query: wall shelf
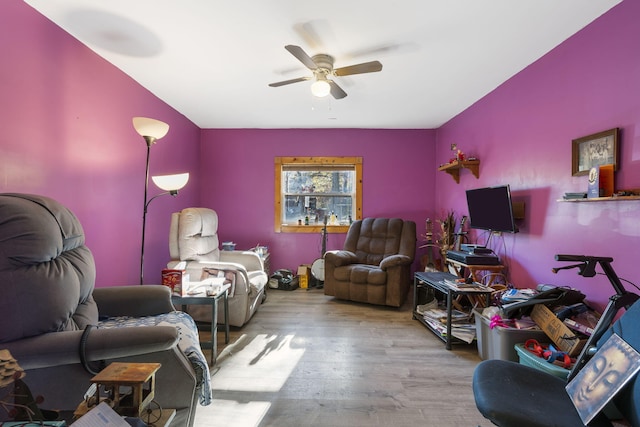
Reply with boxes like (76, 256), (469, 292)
(438, 159), (480, 183)
(557, 195), (640, 202)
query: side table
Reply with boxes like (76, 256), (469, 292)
(413, 271), (493, 350)
(254, 250), (270, 302)
(260, 252), (271, 277)
(172, 283), (230, 365)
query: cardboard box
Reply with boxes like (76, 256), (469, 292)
(297, 264), (310, 289)
(530, 304), (586, 356)
(161, 269), (189, 296)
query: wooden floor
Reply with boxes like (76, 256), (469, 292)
(194, 287), (491, 427)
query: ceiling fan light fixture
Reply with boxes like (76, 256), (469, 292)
(270, 45), (380, 100)
(311, 79), (331, 97)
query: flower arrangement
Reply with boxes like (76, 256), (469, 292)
(449, 143), (465, 163)
(437, 210), (457, 259)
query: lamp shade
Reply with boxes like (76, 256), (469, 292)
(311, 80), (331, 97)
(151, 173), (189, 191)
(132, 117), (170, 140)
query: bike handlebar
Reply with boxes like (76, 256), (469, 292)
(555, 254), (614, 263)
(552, 254), (638, 381)
(554, 254), (626, 294)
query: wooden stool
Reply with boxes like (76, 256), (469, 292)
(75, 362), (161, 419)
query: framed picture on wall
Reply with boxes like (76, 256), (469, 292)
(572, 128), (619, 176)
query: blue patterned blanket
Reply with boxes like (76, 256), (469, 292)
(99, 311), (212, 405)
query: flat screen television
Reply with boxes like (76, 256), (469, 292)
(465, 185), (519, 233)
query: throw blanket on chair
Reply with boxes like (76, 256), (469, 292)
(201, 268), (237, 297)
(99, 311), (212, 405)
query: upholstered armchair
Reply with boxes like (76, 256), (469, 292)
(167, 207), (268, 327)
(0, 193), (205, 426)
(324, 217), (417, 307)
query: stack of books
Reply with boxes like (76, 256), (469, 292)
(563, 192), (587, 200)
(422, 308), (476, 343)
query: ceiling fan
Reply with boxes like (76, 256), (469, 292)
(268, 45), (383, 99)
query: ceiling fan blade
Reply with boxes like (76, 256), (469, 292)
(284, 45), (317, 70)
(293, 21), (333, 52)
(268, 76), (311, 87)
(328, 80), (347, 99)
(334, 60), (383, 76)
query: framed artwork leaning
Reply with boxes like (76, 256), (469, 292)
(572, 128), (619, 176)
(566, 333), (640, 425)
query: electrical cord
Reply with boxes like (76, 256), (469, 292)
(79, 325), (105, 375)
(596, 272), (640, 292)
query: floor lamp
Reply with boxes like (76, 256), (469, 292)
(133, 117), (189, 285)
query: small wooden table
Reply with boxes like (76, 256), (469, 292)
(445, 258), (505, 286)
(445, 258), (505, 309)
(172, 283), (230, 365)
(81, 362), (160, 418)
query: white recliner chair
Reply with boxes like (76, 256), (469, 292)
(167, 207), (268, 327)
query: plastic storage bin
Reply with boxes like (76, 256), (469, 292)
(514, 343), (570, 379)
(474, 310), (550, 362)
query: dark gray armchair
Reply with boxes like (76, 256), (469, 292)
(324, 217), (416, 307)
(0, 194), (201, 426)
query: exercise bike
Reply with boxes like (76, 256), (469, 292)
(473, 254), (640, 427)
(552, 254), (639, 380)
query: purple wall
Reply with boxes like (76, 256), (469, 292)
(1, 1), (201, 286)
(436, 0), (639, 309)
(3, 0), (638, 309)
(200, 128), (436, 273)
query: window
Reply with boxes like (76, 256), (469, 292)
(274, 157), (362, 233)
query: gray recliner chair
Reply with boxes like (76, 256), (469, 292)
(324, 217), (417, 307)
(0, 193), (204, 426)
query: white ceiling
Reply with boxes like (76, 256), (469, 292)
(25, 0), (621, 129)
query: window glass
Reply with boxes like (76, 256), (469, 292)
(275, 157), (362, 233)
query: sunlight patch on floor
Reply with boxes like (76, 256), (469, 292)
(212, 333), (306, 392)
(195, 399), (271, 427)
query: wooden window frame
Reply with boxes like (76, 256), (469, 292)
(274, 156), (362, 233)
